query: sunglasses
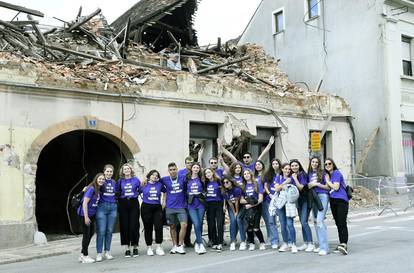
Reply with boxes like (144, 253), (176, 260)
(210, 161), (218, 164)
(223, 180), (231, 184)
(243, 156), (251, 159)
(325, 162), (332, 166)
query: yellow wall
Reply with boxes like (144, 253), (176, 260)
(0, 126), (39, 222)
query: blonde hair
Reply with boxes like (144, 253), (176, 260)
(119, 163), (135, 178)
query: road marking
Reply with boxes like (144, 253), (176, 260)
(384, 215), (414, 223)
(168, 252), (274, 273)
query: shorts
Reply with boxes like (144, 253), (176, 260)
(165, 208), (188, 225)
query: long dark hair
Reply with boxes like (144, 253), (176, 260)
(221, 175), (238, 194)
(265, 158), (282, 183)
(307, 156), (322, 182)
(146, 169), (161, 182)
(324, 157), (339, 177)
(281, 162), (291, 178)
(254, 160), (266, 182)
(88, 173), (104, 198)
(290, 159), (307, 177)
(229, 162), (243, 177)
(186, 162), (202, 182)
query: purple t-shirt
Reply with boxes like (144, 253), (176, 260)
(224, 186), (242, 203)
(100, 179), (117, 203)
(206, 181), (223, 202)
(241, 162), (255, 172)
(214, 168), (224, 179)
(187, 177), (205, 209)
(327, 170), (349, 202)
(234, 175), (243, 187)
(309, 171), (329, 194)
(117, 177), (141, 199)
(292, 172), (308, 187)
(243, 181), (264, 200)
(77, 186), (100, 217)
(178, 168), (189, 179)
(141, 182), (165, 205)
(161, 176), (187, 209)
(264, 175), (279, 202)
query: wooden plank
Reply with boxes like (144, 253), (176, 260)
(27, 15), (45, 44)
(0, 19), (24, 33)
(0, 1), (44, 17)
(68, 8), (101, 31)
(196, 56), (251, 74)
(356, 127), (380, 174)
(43, 43), (108, 62)
(8, 20), (38, 26)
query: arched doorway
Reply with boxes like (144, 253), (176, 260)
(35, 130), (127, 235)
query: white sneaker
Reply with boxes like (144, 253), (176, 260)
(194, 243), (200, 254)
(176, 245), (186, 254)
(271, 244), (279, 250)
(318, 250), (328, 256)
(78, 254), (83, 262)
(249, 243), (255, 251)
(297, 243), (308, 251)
(305, 244), (314, 252)
(313, 247), (320, 253)
(80, 255), (95, 263)
(170, 245), (177, 254)
(147, 247), (154, 256)
(259, 243), (266, 250)
(198, 244), (207, 254)
(291, 244), (298, 254)
(230, 242), (236, 251)
(239, 242), (247, 251)
(216, 244), (222, 252)
(104, 252), (114, 260)
(95, 253), (103, 262)
(155, 246), (165, 256)
(278, 243), (289, 252)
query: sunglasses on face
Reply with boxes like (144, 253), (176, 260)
(325, 162), (332, 166)
(210, 161), (218, 164)
(224, 181), (231, 184)
(243, 156), (251, 159)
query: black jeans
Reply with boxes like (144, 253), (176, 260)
(330, 197), (349, 244)
(118, 198), (140, 246)
(141, 203), (163, 246)
(79, 215), (95, 256)
(206, 201), (224, 245)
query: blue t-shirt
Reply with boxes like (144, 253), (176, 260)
(224, 186), (242, 203)
(161, 176), (187, 209)
(309, 171), (329, 194)
(206, 180), (223, 202)
(214, 168), (224, 179)
(100, 179), (117, 203)
(264, 175), (279, 202)
(141, 182), (165, 205)
(243, 181), (264, 200)
(187, 177), (205, 209)
(117, 177), (141, 199)
(234, 175), (243, 187)
(77, 186), (100, 217)
(241, 162), (255, 172)
(178, 168), (189, 179)
(327, 170), (349, 202)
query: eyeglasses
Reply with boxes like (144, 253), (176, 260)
(223, 181), (231, 184)
(243, 156), (251, 159)
(325, 162), (332, 166)
(210, 161), (218, 164)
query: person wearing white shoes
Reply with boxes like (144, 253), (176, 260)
(77, 173), (104, 263)
(308, 156), (331, 256)
(222, 175), (242, 252)
(140, 170), (166, 257)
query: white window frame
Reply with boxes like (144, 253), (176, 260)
(402, 36), (413, 77)
(305, 0), (320, 20)
(272, 7), (285, 35)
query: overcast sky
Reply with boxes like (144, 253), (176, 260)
(0, 0), (261, 45)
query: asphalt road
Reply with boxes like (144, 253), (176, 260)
(1, 211), (414, 273)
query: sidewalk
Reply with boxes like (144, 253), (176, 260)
(0, 207), (406, 265)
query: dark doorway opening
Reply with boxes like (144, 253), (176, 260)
(35, 130), (128, 237)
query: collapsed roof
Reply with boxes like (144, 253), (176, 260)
(111, 0), (198, 51)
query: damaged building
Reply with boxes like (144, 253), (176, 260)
(0, 0), (352, 248)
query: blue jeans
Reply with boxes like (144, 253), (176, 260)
(188, 207), (205, 244)
(298, 196), (313, 243)
(228, 208), (238, 242)
(262, 200), (279, 245)
(96, 202), (117, 253)
(312, 193), (329, 252)
(236, 211), (246, 242)
(277, 207), (296, 244)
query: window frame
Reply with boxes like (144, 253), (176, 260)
(402, 36), (413, 77)
(307, 0), (320, 20)
(272, 7), (285, 35)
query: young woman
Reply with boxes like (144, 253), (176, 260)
(140, 169), (165, 256)
(290, 159), (313, 252)
(263, 158), (282, 249)
(276, 163), (297, 253)
(240, 169), (265, 251)
(77, 173), (104, 263)
(222, 175), (242, 251)
(307, 156), (330, 256)
(229, 162), (244, 187)
(95, 164), (117, 262)
(186, 162), (207, 254)
(324, 158), (349, 255)
(116, 163), (141, 258)
(204, 168), (225, 251)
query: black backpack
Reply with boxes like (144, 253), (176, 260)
(71, 191), (84, 209)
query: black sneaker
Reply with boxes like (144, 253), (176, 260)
(333, 245), (340, 253)
(338, 244), (348, 255)
(133, 248), (139, 257)
(124, 250), (131, 258)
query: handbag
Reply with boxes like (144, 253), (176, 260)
(71, 191), (84, 209)
(346, 185), (353, 200)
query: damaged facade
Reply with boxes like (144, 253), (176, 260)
(0, 0), (352, 249)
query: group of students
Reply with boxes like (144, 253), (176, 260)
(77, 136), (350, 263)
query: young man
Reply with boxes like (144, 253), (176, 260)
(217, 136), (275, 171)
(161, 162), (188, 254)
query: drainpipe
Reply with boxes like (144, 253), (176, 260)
(347, 116), (356, 174)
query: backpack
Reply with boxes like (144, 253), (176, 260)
(71, 191), (84, 209)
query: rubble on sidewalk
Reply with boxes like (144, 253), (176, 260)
(349, 185), (379, 208)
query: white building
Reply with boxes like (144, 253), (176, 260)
(240, 0), (414, 178)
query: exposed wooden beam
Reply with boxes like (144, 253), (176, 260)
(43, 43), (108, 62)
(0, 19), (24, 33)
(196, 56), (251, 74)
(0, 1), (44, 17)
(68, 8), (101, 31)
(8, 20), (38, 26)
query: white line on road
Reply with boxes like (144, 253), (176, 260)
(384, 215), (414, 223)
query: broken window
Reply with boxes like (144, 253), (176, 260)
(273, 9), (284, 34)
(402, 36), (413, 76)
(402, 122), (414, 176)
(307, 0), (319, 19)
(309, 130), (332, 163)
(189, 122), (219, 165)
(252, 127), (277, 165)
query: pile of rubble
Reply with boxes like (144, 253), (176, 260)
(349, 185), (379, 208)
(0, 0), (303, 96)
